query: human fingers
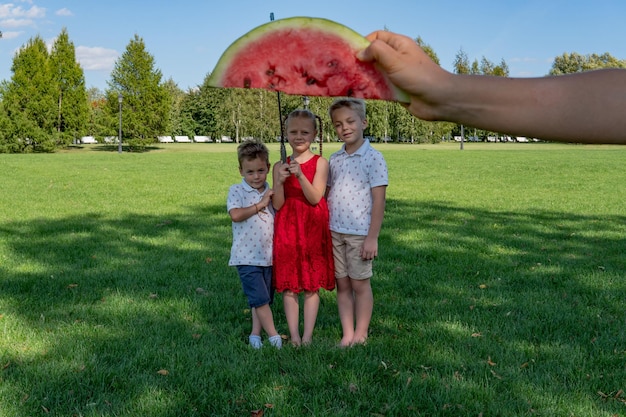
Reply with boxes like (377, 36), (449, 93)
(357, 31), (411, 71)
(360, 30), (452, 121)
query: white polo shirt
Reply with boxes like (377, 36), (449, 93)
(327, 140), (388, 236)
(227, 180), (274, 266)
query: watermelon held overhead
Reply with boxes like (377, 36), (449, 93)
(207, 17), (409, 102)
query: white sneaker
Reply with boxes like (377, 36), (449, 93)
(249, 335), (262, 349)
(268, 335), (282, 349)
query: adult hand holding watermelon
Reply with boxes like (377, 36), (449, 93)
(207, 17), (409, 102)
(359, 30), (626, 145)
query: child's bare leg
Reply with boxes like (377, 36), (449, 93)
(336, 277), (355, 346)
(302, 290), (320, 345)
(283, 291), (301, 345)
(254, 303), (278, 337)
(251, 307), (262, 336)
(351, 278), (373, 344)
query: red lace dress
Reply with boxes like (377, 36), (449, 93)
(273, 155), (335, 293)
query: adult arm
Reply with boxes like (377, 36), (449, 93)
(359, 30), (626, 144)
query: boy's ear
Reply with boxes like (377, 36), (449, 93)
(362, 118), (368, 129)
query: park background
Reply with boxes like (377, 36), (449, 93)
(1, 142), (625, 416)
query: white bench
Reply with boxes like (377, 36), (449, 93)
(158, 136), (174, 143)
(193, 136), (213, 143)
(174, 135), (191, 143)
(81, 136), (98, 144)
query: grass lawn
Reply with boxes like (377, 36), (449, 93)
(0, 142), (624, 416)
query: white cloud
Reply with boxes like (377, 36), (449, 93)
(0, 29), (21, 39)
(0, 3), (45, 19)
(1, 17), (33, 28)
(76, 45), (118, 71)
(55, 7), (72, 17)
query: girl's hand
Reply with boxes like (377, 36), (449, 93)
(288, 160), (302, 179)
(275, 162), (290, 184)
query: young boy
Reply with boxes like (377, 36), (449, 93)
(227, 141), (282, 349)
(327, 98), (388, 347)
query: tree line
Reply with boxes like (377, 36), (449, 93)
(1, 29), (624, 153)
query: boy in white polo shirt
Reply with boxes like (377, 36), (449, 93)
(227, 141), (282, 349)
(327, 98), (388, 347)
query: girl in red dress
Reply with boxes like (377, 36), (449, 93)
(272, 110), (335, 346)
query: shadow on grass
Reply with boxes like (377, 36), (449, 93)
(0, 199), (624, 415)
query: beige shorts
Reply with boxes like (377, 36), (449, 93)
(331, 232), (372, 280)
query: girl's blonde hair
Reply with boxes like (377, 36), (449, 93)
(285, 109), (317, 130)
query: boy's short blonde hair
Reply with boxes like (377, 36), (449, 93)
(329, 98), (367, 121)
(237, 140), (270, 168)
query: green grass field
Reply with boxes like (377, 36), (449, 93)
(0, 142), (624, 416)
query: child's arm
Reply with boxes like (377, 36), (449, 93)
(361, 185), (386, 260)
(293, 157), (329, 205)
(229, 190), (273, 222)
(272, 162), (288, 210)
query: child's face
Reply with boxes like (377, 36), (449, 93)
(331, 107), (367, 148)
(239, 157), (270, 190)
(286, 117), (316, 154)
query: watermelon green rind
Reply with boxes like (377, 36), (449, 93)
(207, 17), (409, 103)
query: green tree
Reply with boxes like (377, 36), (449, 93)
(453, 48), (471, 75)
(49, 28), (89, 146)
(2, 35), (57, 152)
(106, 34), (169, 148)
(0, 86), (14, 152)
(549, 52), (626, 75)
(163, 78), (196, 136)
(85, 87), (114, 139)
(493, 59), (509, 77)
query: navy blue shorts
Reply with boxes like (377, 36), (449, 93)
(236, 265), (274, 308)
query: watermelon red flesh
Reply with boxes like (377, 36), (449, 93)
(208, 17), (408, 102)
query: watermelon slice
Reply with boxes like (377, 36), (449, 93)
(207, 17), (409, 102)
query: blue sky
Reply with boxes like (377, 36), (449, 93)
(1, 1), (625, 92)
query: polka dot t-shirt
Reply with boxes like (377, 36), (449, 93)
(327, 140), (388, 236)
(227, 179), (274, 266)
